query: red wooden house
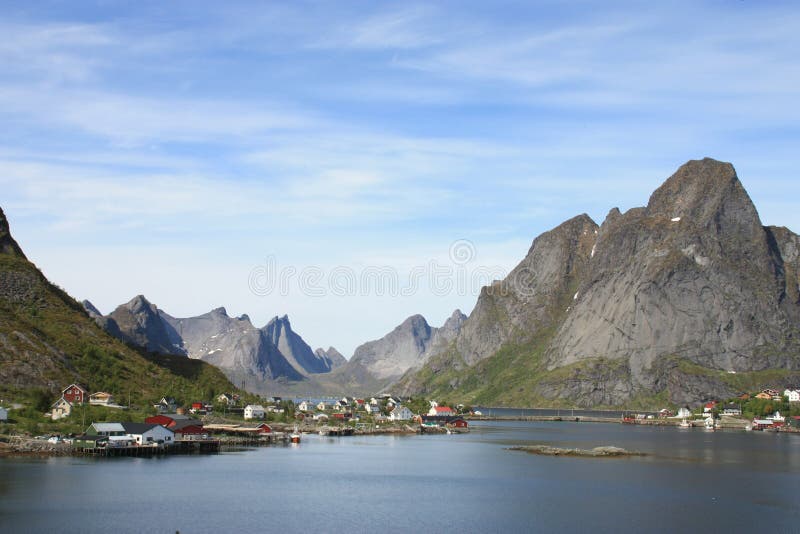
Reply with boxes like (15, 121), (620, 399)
(254, 423), (272, 434)
(447, 417), (469, 429)
(62, 384), (88, 404)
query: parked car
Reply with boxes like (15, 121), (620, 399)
(47, 436), (61, 444)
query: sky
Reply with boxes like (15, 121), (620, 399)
(2, 1), (800, 357)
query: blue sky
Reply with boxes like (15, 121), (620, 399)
(2, 1), (799, 356)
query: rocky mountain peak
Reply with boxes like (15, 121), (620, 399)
(106, 295), (183, 355)
(315, 346), (347, 369)
(646, 158), (761, 229)
(210, 307), (228, 316)
(0, 208), (25, 258)
(261, 314), (333, 375)
(439, 310), (467, 335)
(126, 294), (157, 314)
(82, 300), (102, 318)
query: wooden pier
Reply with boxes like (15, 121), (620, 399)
(74, 439), (221, 457)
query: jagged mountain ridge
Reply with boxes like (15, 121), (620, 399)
(90, 297), (339, 388)
(344, 310), (467, 388)
(398, 159), (800, 406)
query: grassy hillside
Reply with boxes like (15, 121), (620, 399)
(0, 250), (245, 415)
(402, 329), (800, 410)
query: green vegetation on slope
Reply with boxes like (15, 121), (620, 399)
(0, 252), (244, 414)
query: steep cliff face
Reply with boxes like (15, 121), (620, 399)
(545, 159), (800, 397)
(766, 225), (800, 313)
(399, 159), (800, 406)
(454, 215), (598, 367)
(263, 315), (335, 374)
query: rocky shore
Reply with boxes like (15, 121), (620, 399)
(508, 445), (645, 458)
(0, 437), (73, 457)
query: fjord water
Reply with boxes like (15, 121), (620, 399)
(1, 421), (799, 533)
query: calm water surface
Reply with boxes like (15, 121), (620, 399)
(1, 421), (799, 533)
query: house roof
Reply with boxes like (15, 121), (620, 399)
(91, 422), (125, 433)
(121, 422), (171, 435)
(62, 383), (87, 393)
(160, 413), (193, 421)
(171, 419), (204, 431)
(434, 406), (454, 413)
(51, 397), (72, 408)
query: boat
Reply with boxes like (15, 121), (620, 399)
(679, 418), (691, 428)
(704, 417), (715, 430)
(290, 426), (301, 443)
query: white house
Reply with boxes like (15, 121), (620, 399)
(364, 404), (381, 415)
(51, 397), (73, 421)
(676, 407), (692, 419)
(297, 401), (314, 412)
(785, 389), (800, 403)
(388, 405), (414, 421)
(317, 401), (329, 411)
(428, 406), (455, 417)
(89, 392), (115, 406)
(0, 407), (7, 421)
(244, 404), (266, 420)
(88, 422), (129, 445)
(722, 404), (742, 416)
(87, 422), (174, 446)
(120, 422), (174, 446)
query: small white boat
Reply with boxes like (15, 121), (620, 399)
(679, 419), (691, 428)
(290, 426), (301, 443)
(704, 417), (715, 430)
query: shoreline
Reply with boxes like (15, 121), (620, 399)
(3, 417), (795, 458)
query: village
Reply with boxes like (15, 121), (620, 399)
(618, 387), (800, 431)
(0, 384), (472, 456)
(2, 384), (800, 456)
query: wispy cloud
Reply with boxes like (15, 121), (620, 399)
(2, 1), (800, 354)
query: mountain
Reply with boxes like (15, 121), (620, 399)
(315, 347), (347, 369)
(94, 300), (336, 391)
(344, 310), (466, 389)
(104, 295), (186, 355)
(398, 159), (800, 407)
(160, 307), (305, 384)
(263, 315), (338, 374)
(0, 207), (241, 406)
